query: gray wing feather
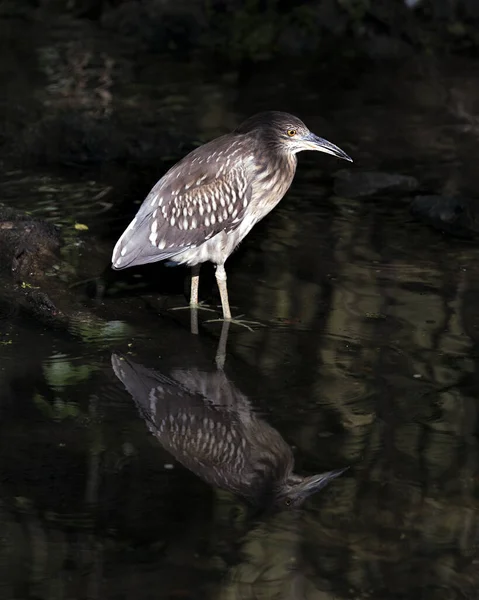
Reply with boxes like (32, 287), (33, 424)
(112, 136), (252, 269)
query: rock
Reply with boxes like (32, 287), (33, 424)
(334, 170), (419, 198)
(0, 205), (61, 280)
(0, 204), (67, 325)
(410, 195), (479, 238)
(0, 203), (116, 330)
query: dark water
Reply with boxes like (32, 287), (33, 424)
(2, 54), (479, 600)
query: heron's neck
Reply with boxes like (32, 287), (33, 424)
(264, 144), (297, 171)
(274, 151), (297, 179)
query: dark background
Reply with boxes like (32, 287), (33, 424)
(1, 2), (479, 600)
(2, 0), (479, 171)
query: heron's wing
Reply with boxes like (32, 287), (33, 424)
(112, 135), (253, 269)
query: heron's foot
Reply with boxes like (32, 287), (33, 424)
(170, 301), (216, 313)
(205, 314), (265, 331)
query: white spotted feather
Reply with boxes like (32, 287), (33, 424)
(111, 135), (256, 269)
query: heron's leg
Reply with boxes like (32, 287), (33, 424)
(215, 264), (232, 320)
(170, 265), (214, 312)
(205, 264), (265, 330)
(190, 264), (200, 306)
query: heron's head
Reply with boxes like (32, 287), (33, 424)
(235, 111), (353, 162)
(274, 467), (348, 509)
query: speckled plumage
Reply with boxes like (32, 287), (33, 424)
(111, 353), (347, 508)
(112, 130), (294, 269)
(111, 111), (352, 321)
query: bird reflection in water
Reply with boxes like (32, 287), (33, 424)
(111, 353), (347, 510)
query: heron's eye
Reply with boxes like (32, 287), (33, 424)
(287, 129), (297, 137)
(284, 498), (292, 506)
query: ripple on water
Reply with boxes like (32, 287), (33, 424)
(67, 315), (135, 346)
(37, 350), (140, 418)
(41, 352), (102, 391)
(0, 171), (113, 228)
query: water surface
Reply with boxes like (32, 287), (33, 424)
(1, 54), (479, 600)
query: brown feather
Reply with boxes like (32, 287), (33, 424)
(112, 135), (253, 269)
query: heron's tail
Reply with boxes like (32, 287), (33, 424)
(111, 216), (178, 270)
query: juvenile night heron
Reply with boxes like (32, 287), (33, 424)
(111, 111), (352, 323)
(111, 353), (347, 509)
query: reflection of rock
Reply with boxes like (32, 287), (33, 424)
(111, 354), (347, 510)
(334, 169), (419, 198)
(0, 17), (192, 169)
(217, 509), (307, 600)
(411, 194), (479, 238)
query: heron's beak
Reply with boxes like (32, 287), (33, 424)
(293, 467), (349, 501)
(305, 133), (353, 162)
